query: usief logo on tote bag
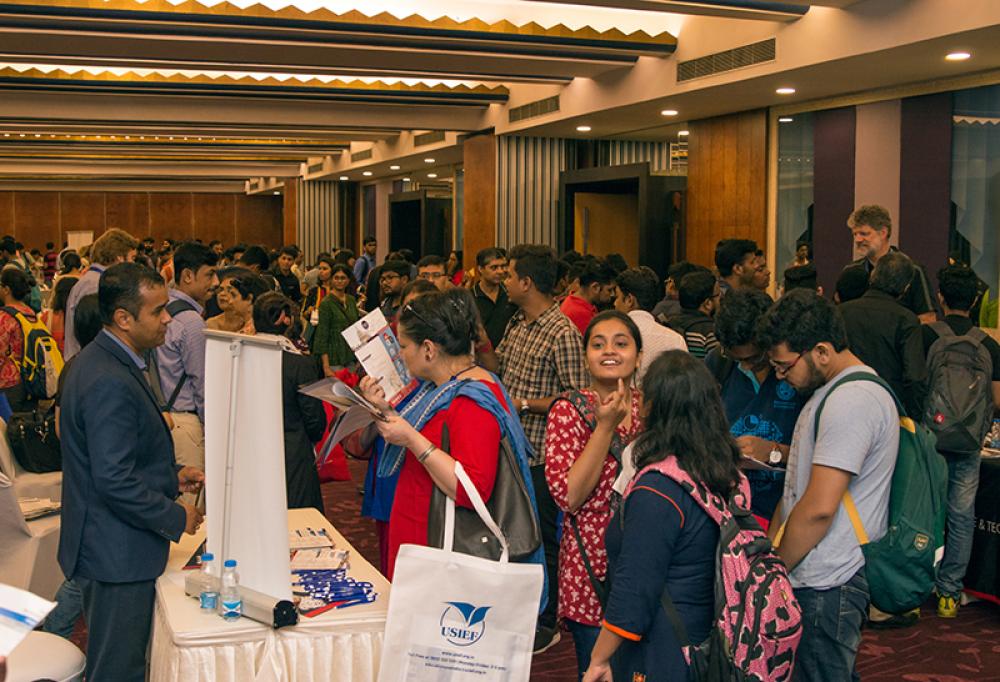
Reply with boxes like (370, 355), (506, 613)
(440, 602), (491, 646)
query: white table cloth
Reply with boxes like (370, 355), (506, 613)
(150, 508), (389, 682)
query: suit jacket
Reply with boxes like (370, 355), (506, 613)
(839, 289), (928, 418)
(58, 331), (186, 583)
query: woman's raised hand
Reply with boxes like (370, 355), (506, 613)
(595, 378), (629, 429)
(358, 375), (391, 412)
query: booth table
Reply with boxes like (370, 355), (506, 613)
(964, 452), (1000, 604)
(150, 508), (389, 682)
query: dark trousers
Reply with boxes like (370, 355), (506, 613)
(793, 568), (869, 682)
(81, 577), (156, 682)
(531, 463), (560, 629)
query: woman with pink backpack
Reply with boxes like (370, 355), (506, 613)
(583, 350), (802, 682)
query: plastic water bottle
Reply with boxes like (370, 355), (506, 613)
(219, 559), (242, 621)
(198, 553), (219, 610)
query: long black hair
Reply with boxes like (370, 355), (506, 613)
(633, 350), (741, 496)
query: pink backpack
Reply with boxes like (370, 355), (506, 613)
(623, 458), (802, 682)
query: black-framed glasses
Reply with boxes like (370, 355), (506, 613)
(770, 352), (804, 376)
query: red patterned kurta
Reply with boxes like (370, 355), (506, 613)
(0, 304), (29, 389)
(544, 388), (643, 626)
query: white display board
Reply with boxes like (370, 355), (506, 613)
(203, 330), (292, 601)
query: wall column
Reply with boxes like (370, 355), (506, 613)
(812, 107), (857, 294)
(282, 178), (299, 247)
(462, 133), (497, 269)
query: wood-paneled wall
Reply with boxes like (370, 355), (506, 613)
(685, 109), (768, 268)
(462, 133), (497, 269)
(0, 191), (282, 251)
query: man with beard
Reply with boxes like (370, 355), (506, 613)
(757, 290), (898, 682)
(378, 260), (410, 320)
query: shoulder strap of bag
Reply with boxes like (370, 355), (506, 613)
(445, 461), (509, 562)
(569, 514), (608, 607)
(159, 298), (198, 411)
(166, 298), (196, 318)
(706, 348), (735, 387)
(929, 320), (954, 339)
(551, 391), (626, 466)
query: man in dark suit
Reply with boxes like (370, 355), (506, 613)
(59, 262), (204, 681)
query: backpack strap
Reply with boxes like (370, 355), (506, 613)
(160, 298), (198, 411)
(776, 372), (899, 549)
(929, 320), (954, 339)
(568, 515), (609, 608)
(705, 348), (735, 387)
(549, 390), (626, 467)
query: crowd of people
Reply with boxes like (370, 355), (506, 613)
(2, 200), (991, 681)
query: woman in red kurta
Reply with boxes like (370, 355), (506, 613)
(0, 267), (38, 411)
(544, 310), (644, 679)
(359, 288), (510, 580)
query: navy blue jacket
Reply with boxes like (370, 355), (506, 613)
(58, 331), (187, 583)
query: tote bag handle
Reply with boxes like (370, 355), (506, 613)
(444, 462), (510, 563)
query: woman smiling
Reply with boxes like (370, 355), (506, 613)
(544, 310), (644, 678)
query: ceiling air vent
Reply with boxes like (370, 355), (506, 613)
(509, 95), (560, 123)
(306, 161), (325, 174)
(351, 148), (373, 162)
(677, 39), (775, 82)
(414, 130), (446, 146)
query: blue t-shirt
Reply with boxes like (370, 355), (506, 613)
(708, 351), (805, 518)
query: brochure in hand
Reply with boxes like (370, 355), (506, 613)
(340, 309), (418, 406)
(299, 377), (388, 422)
(0, 582), (56, 656)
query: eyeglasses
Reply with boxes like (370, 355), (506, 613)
(380, 273), (401, 283)
(418, 271), (446, 280)
(770, 352), (804, 376)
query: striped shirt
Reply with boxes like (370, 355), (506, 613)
(497, 303), (589, 464)
(666, 310), (718, 360)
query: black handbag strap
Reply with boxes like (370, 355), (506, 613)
(570, 514), (608, 608)
(659, 588), (692, 649)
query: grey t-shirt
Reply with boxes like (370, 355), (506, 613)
(779, 365), (898, 590)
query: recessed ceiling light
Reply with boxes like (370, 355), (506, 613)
(576, 125), (592, 132)
(402, 177), (411, 182)
(34, 133), (40, 138)
(339, 175), (349, 181)
(273, 191), (280, 195)
(946, 51), (971, 61)
(424, 158), (435, 164)
(362, 171), (373, 177)
(2, 133), (8, 137)
(427, 173), (438, 178)
(678, 130), (690, 136)
(661, 109), (678, 117)
(778, 117), (794, 123)
(776, 87), (796, 95)
(390, 165), (400, 170)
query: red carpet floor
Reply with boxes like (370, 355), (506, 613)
(325, 459), (1000, 681)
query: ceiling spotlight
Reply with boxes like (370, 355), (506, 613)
(273, 191), (280, 195)
(427, 173), (438, 179)
(778, 117), (794, 123)
(125, 135), (130, 139)
(34, 134), (40, 138)
(2, 133), (8, 137)
(20, 134), (26, 138)
(390, 165), (400, 170)
(339, 175), (349, 181)
(576, 125), (592, 132)
(424, 158), (435, 164)
(946, 51), (971, 61)
(402, 177), (411, 182)
(678, 130), (690, 136)
(362, 171), (373, 177)
(661, 109), (678, 117)
(776, 87), (796, 95)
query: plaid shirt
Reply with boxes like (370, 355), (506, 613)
(497, 303), (589, 464)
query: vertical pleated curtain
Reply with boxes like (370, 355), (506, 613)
(296, 181), (345, 262)
(952, 85), (1000, 293)
(495, 136), (671, 248)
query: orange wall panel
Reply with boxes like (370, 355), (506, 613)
(60, 193), (106, 239)
(149, 193), (194, 242)
(0, 192), (13, 235)
(13, 192), (60, 251)
(462, 133), (497, 270)
(237, 195), (283, 248)
(106, 193), (151, 237)
(193, 194), (236, 245)
(685, 109), (768, 269)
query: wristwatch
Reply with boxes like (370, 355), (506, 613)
(519, 399), (530, 414)
(768, 444), (783, 465)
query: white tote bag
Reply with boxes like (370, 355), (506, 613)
(378, 463), (544, 682)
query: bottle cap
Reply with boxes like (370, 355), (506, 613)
(201, 553), (214, 562)
(224, 559), (237, 568)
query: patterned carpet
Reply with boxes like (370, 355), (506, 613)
(325, 459), (1000, 682)
(60, 458), (1000, 680)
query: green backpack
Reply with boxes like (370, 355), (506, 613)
(813, 373), (948, 614)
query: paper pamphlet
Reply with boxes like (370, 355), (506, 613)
(299, 378), (387, 422)
(739, 455), (780, 472)
(341, 309), (418, 406)
(0, 583), (56, 656)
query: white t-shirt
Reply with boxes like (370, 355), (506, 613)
(627, 310), (687, 385)
(779, 366), (898, 589)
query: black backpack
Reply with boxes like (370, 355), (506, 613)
(923, 321), (994, 454)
